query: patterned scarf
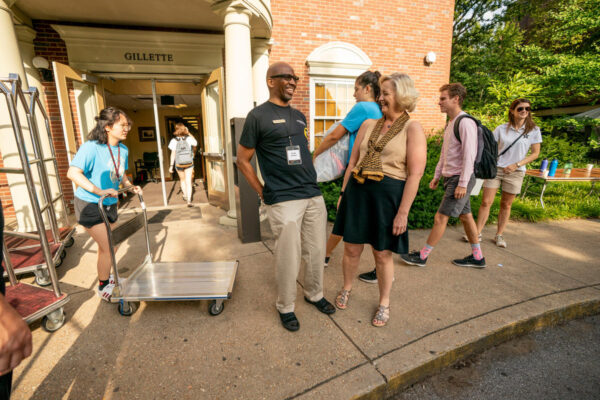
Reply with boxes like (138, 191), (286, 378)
(352, 113), (410, 183)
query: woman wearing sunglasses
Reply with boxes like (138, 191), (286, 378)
(472, 98), (541, 248)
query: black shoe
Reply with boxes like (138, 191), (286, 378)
(304, 297), (336, 314)
(401, 251), (427, 267)
(358, 269), (378, 283)
(279, 312), (300, 331)
(452, 254), (486, 268)
(324, 256), (330, 268)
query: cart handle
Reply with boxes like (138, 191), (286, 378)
(98, 187), (152, 290)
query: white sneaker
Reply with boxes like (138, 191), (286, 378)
(109, 274), (115, 285)
(495, 235), (507, 248)
(97, 283), (115, 302)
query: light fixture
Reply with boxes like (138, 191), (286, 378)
(32, 56), (49, 69)
(32, 56), (53, 81)
(424, 51), (437, 66)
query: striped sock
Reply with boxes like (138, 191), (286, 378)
(420, 244), (433, 260)
(471, 243), (483, 260)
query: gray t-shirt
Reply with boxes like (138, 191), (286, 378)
(494, 123), (542, 171)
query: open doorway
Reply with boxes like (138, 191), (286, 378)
(103, 80), (210, 208)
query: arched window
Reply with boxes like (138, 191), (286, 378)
(306, 42), (372, 150)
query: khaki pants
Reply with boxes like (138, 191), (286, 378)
(266, 196), (327, 313)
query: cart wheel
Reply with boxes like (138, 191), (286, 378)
(34, 270), (52, 286)
(64, 236), (75, 247)
(118, 300), (138, 316)
(209, 300), (224, 316)
(42, 309), (66, 332)
(54, 256), (63, 268)
(60, 249), (67, 260)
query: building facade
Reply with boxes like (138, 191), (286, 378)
(0, 0), (454, 230)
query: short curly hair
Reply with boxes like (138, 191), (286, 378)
(380, 73), (419, 112)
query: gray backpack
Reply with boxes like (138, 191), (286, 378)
(175, 137), (193, 165)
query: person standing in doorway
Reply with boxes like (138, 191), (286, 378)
(67, 107), (142, 302)
(401, 83), (486, 268)
(312, 71), (383, 275)
(471, 99), (541, 247)
(236, 62), (335, 332)
(168, 122), (198, 207)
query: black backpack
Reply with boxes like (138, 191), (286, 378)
(453, 114), (498, 179)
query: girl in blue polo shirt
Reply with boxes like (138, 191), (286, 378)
(67, 107), (141, 302)
(312, 70), (382, 269)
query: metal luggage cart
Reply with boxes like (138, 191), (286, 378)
(99, 189), (238, 316)
(1, 74), (77, 285)
(3, 240), (69, 332)
(1, 73), (69, 331)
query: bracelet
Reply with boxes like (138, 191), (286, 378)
(340, 191), (344, 196)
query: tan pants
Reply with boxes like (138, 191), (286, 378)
(266, 196), (327, 313)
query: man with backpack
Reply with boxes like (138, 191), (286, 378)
(401, 83), (486, 268)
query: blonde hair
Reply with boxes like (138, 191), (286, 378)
(380, 73), (419, 112)
(173, 122), (190, 137)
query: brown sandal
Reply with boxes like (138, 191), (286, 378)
(335, 289), (351, 310)
(372, 305), (390, 327)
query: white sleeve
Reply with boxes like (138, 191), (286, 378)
(168, 138), (177, 151)
(531, 127), (542, 144)
(492, 124), (503, 142)
(187, 136), (198, 147)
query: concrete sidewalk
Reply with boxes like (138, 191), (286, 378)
(10, 206), (600, 399)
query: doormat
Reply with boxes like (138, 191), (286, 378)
(147, 207), (203, 224)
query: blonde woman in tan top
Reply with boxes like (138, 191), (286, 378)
(332, 73), (427, 327)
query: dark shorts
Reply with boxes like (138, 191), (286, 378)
(74, 197), (118, 228)
(175, 164), (193, 171)
(438, 174), (476, 217)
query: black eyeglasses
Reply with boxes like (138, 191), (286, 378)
(516, 106), (531, 112)
(269, 74), (300, 82)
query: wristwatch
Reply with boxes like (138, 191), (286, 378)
(516, 162), (521, 168)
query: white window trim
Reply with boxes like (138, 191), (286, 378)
(309, 76), (355, 151)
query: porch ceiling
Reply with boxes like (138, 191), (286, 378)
(14, 0), (224, 32)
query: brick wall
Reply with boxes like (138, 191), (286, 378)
(32, 22), (75, 212)
(269, 0), (455, 134)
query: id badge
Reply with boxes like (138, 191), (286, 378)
(286, 145), (302, 165)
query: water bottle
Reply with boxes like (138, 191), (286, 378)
(548, 158), (558, 177)
(540, 158), (548, 172)
(564, 162), (573, 177)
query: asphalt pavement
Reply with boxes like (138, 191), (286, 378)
(395, 315), (600, 400)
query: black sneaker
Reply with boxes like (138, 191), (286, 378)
(452, 254), (486, 268)
(400, 251), (427, 267)
(358, 269), (377, 283)
(324, 256), (330, 268)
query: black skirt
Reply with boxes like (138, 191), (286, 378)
(332, 175), (408, 254)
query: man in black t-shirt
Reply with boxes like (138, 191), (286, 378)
(237, 62), (335, 331)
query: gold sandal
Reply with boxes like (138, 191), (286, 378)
(372, 305), (390, 327)
(335, 289), (351, 310)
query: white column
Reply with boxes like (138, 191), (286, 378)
(252, 39), (271, 106)
(0, 2), (38, 231)
(219, 3), (254, 223)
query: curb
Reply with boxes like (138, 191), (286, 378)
(356, 298), (600, 400)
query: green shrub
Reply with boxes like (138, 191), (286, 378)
(318, 132), (599, 227)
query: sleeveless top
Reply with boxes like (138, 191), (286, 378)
(355, 120), (414, 180)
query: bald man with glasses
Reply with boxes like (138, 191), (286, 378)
(236, 62), (335, 331)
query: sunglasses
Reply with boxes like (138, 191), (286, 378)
(269, 74), (300, 82)
(516, 106), (531, 112)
